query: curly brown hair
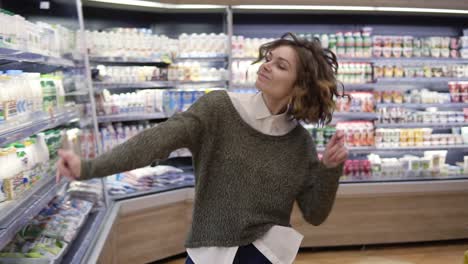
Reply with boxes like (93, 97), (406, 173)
(252, 32), (346, 125)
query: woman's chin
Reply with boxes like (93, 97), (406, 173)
(255, 80), (264, 91)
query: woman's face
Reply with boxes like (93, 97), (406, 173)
(255, 45), (298, 101)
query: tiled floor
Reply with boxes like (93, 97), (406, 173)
(159, 240), (468, 264)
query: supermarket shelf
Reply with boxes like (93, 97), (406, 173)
(340, 174), (468, 184)
(97, 112), (168, 123)
(232, 57), (257, 61)
(377, 103), (468, 109)
(0, 108), (79, 146)
(376, 144), (468, 151)
(110, 182), (194, 201)
(342, 83), (376, 90)
(376, 77), (468, 84)
(174, 55), (228, 62)
(370, 57), (468, 65)
(0, 46), (75, 68)
(89, 56), (171, 66)
(375, 122), (468, 128)
(93, 81), (174, 91)
(66, 90), (89, 96)
(333, 112), (378, 120)
(0, 176), (68, 250)
(337, 57), (468, 64)
(93, 80), (227, 91)
(317, 145), (467, 153)
(174, 80), (228, 86)
(61, 208), (108, 264)
(317, 146), (376, 154)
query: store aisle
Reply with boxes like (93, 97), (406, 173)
(160, 240), (468, 264)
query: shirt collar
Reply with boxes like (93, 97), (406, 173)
(253, 92), (290, 120)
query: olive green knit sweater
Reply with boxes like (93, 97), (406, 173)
(81, 90), (343, 248)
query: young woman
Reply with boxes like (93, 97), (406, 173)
(57, 33), (348, 264)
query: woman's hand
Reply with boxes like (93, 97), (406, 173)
(322, 131), (348, 168)
(55, 149), (81, 182)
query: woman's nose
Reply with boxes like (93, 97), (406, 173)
(262, 62), (272, 72)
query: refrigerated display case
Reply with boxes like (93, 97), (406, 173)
(0, 1), (110, 263)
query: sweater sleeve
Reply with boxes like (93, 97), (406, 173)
(296, 138), (343, 226)
(79, 91), (215, 180)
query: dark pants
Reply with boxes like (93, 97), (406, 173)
(185, 244), (272, 264)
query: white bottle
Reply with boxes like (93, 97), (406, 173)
(36, 133), (50, 164)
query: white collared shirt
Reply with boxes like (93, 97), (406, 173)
(187, 91), (303, 264)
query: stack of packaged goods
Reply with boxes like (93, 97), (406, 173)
(0, 71), (66, 123)
(342, 152), (468, 181)
(86, 29), (227, 60)
(367, 151), (467, 179)
(336, 62), (374, 84)
(374, 64), (468, 79)
(231, 60), (260, 86)
(0, 130), (63, 203)
(85, 28), (176, 60)
(335, 91), (375, 113)
(100, 123), (153, 153)
(94, 65), (169, 83)
(167, 62), (227, 82)
(177, 33), (227, 58)
(231, 36), (275, 58)
(95, 88), (221, 117)
(374, 88), (464, 104)
(448, 81), (468, 103)
(0, 196), (94, 261)
(0, 9), (76, 57)
(106, 165), (193, 196)
(375, 127), (467, 148)
(377, 107), (467, 124)
(298, 28), (373, 58)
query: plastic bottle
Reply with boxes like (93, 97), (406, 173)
(6, 70), (21, 118)
(36, 132), (50, 164)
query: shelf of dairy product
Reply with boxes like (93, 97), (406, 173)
(93, 81), (174, 91)
(232, 31), (468, 60)
(95, 88), (221, 123)
(374, 86), (468, 108)
(309, 123), (468, 153)
(88, 56), (172, 66)
(86, 28), (173, 65)
(0, 10), (77, 69)
(0, 108), (78, 146)
(377, 103), (468, 109)
(0, 192), (95, 262)
(376, 107), (468, 127)
(86, 29), (227, 63)
(106, 166), (194, 200)
(375, 122), (468, 129)
(176, 32), (228, 59)
(340, 152), (468, 183)
(0, 127), (66, 232)
(92, 63), (228, 90)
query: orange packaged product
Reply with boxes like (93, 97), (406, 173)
(392, 91), (403, 104)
